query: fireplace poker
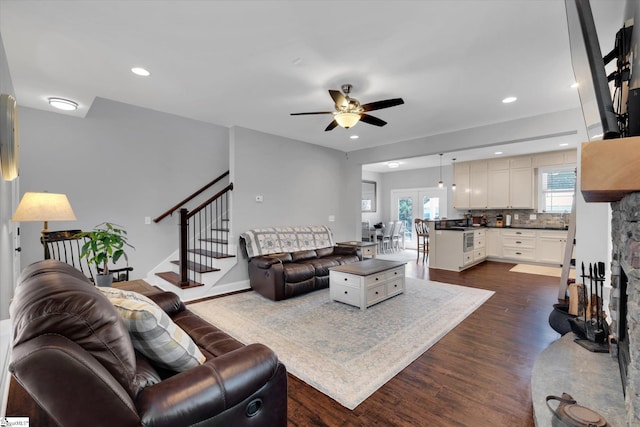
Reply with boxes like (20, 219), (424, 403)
(581, 262), (587, 323)
(586, 263), (595, 341)
(598, 261), (606, 328)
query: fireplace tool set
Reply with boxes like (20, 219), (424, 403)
(568, 261), (610, 352)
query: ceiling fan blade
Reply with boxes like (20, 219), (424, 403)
(324, 120), (339, 131)
(360, 114), (387, 127)
(329, 90), (348, 108)
(360, 98), (404, 112)
(291, 111), (334, 116)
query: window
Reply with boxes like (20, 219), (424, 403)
(538, 166), (576, 213)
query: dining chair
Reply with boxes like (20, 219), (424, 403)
(42, 229), (133, 283)
(378, 221), (395, 254)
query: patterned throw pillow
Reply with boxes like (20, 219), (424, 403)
(99, 287), (205, 372)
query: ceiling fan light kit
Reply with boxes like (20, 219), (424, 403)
(291, 83), (404, 132)
(335, 112), (360, 129)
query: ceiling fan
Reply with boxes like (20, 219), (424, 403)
(291, 84), (404, 131)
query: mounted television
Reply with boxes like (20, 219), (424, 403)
(565, 0), (621, 140)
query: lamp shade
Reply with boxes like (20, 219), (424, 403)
(12, 192), (76, 225)
(335, 112), (360, 129)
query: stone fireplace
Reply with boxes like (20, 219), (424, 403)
(610, 192), (640, 426)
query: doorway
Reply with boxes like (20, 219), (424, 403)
(391, 187), (447, 249)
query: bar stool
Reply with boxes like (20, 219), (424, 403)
(414, 219), (429, 262)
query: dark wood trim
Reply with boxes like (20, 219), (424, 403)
(153, 170), (229, 223)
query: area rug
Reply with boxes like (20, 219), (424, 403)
(189, 278), (494, 409)
(510, 263), (576, 278)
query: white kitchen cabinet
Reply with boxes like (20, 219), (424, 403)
(532, 149), (577, 168)
(502, 229), (536, 262)
(486, 229), (502, 257)
(453, 162), (471, 209)
(536, 230), (568, 265)
(430, 230), (480, 271)
(485, 156), (533, 209)
(509, 167), (534, 208)
(487, 168), (510, 208)
(469, 161), (488, 209)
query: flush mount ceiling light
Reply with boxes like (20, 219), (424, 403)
(350, 134), (359, 140)
(334, 112), (360, 129)
(387, 161), (400, 169)
(131, 67), (151, 77)
(502, 96), (517, 104)
(438, 153), (444, 188)
(48, 97), (78, 111)
(494, 151), (503, 155)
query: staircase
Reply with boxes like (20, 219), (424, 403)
(151, 172), (236, 290)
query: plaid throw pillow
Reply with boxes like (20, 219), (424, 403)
(99, 287), (205, 372)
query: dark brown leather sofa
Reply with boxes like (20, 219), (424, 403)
(9, 260), (287, 427)
(241, 225), (362, 301)
(248, 246), (362, 301)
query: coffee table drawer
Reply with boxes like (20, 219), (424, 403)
(366, 283), (387, 306)
(386, 278), (404, 297)
(331, 271), (361, 287)
(331, 282), (361, 307)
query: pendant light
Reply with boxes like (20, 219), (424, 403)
(438, 153), (444, 188)
(451, 158), (456, 191)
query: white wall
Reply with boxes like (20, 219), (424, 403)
(17, 98), (229, 277)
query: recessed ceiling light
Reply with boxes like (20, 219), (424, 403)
(292, 57), (303, 66)
(559, 143), (569, 146)
(350, 135), (359, 140)
(502, 96), (517, 104)
(570, 82), (579, 88)
(494, 151), (503, 155)
(131, 67), (151, 77)
(48, 97), (78, 111)
(387, 162), (400, 168)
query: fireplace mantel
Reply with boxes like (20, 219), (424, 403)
(581, 136), (640, 202)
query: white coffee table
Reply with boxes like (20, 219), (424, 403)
(329, 259), (406, 310)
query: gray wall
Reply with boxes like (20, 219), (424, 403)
(0, 32), (17, 320)
(224, 126), (362, 284)
(17, 98), (229, 277)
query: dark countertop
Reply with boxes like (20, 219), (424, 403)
(485, 226), (569, 231)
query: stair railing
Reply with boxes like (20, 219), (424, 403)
(154, 171), (233, 287)
(178, 183), (233, 286)
(153, 170), (230, 223)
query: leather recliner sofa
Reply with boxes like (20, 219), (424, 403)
(9, 260), (288, 427)
(241, 226), (362, 301)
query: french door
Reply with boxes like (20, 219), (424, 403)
(391, 187), (447, 249)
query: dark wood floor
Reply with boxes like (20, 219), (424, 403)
(6, 260), (562, 426)
(287, 260), (562, 427)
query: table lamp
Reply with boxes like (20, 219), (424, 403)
(12, 192), (77, 256)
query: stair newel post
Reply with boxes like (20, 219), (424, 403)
(179, 208), (189, 286)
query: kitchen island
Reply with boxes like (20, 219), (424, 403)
(428, 221), (569, 271)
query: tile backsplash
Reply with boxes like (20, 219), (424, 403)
(467, 209), (570, 229)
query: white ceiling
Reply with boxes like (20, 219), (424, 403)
(0, 0), (627, 165)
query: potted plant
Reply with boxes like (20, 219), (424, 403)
(77, 222), (134, 287)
